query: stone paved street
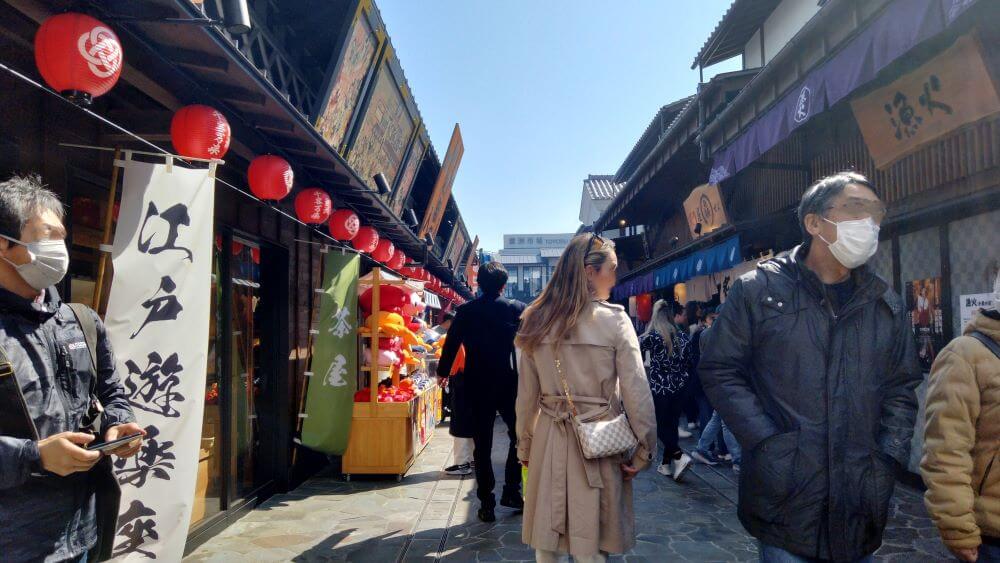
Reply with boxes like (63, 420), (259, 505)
(186, 422), (952, 562)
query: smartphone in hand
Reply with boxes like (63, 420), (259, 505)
(86, 432), (143, 453)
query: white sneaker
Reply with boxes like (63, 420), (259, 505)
(656, 463), (672, 477)
(678, 427), (693, 439)
(672, 454), (693, 482)
(687, 422), (697, 430)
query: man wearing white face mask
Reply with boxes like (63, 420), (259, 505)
(0, 175), (144, 562)
(700, 171), (921, 563)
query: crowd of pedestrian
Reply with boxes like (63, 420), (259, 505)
(2, 170), (998, 562)
(437, 170), (1000, 563)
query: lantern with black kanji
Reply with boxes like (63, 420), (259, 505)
(293, 188), (332, 224)
(372, 238), (395, 263)
(35, 13), (123, 105)
(171, 104), (231, 160)
(328, 209), (359, 241)
(248, 155), (293, 201)
(352, 226), (379, 254)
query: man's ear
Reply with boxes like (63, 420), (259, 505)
(804, 213), (824, 238)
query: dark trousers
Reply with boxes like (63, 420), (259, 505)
(471, 396), (520, 508)
(653, 391), (685, 464)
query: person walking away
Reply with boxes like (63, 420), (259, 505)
(434, 310), (475, 476)
(700, 171), (921, 562)
(515, 233), (657, 562)
(691, 308), (742, 473)
(438, 262), (526, 522)
(0, 176), (145, 562)
(922, 272), (1000, 563)
(639, 299), (694, 481)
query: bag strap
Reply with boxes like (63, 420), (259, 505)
(553, 351), (580, 417)
(970, 331), (1000, 361)
(67, 303), (98, 374)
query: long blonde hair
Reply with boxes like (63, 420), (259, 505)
(641, 299), (676, 357)
(516, 234), (615, 354)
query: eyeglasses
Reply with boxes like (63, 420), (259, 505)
(824, 198), (887, 223)
(585, 233), (614, 257)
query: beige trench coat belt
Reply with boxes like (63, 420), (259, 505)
(538, 393), (612, 536)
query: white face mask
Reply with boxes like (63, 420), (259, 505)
(818, 217), (880, 270)
(0, 234), (70, 291)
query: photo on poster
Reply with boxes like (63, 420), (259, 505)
(906, 277), (945, 371)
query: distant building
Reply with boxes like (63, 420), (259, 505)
(494, 233), (575, 302)
(578, 175), (623, 234)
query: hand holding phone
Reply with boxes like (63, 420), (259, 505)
(86, 432), (143, 453)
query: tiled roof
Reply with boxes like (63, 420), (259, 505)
(583, 174), (623, 201)
(691, 0), (781, 69)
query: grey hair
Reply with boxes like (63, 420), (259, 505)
(0, 175), (64, 239)
(797, 171), (876, 241)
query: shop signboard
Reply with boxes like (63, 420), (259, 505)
(960, 293), (994, 332)
(683, 183), (728, 238)
(301, 252), (361, 455)
(392, 130), (427, 216)
(314, 2), (382, 153)
(419, 124), (464, 240)
(445, 219), (468, 274)
(105, 156), (216, 559)
(852, 34), (1000, 168)
(464, 236), (480, 290)
(907, 277), (945, 372)
(347, 60), (416, 190)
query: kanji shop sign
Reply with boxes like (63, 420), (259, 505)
(105, 155), (216, 560)
(683, 183), (728, 239)
(852, 34), (1000, 169)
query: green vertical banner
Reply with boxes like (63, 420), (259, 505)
(301, 252), (360, 455)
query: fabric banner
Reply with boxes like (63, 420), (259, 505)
(301, 251), (360, 455)
(105, 158), (215, 560)
(852, 34), (1000, 168)
(683, 184), (728, 238)
(709, 0), (980, 184)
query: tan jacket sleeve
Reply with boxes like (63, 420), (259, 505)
(921, 347), (982, 549)
(516, 348), (541, 463)
(614, 311), (657, 471)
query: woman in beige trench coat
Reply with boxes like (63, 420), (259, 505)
(515, 233), (657, 562)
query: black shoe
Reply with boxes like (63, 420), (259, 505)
(500, 492), (524, 511)
(477, 506), (496, 522)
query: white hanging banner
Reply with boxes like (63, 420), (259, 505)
(104, 157), (215, 561)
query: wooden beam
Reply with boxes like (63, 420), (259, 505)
(162, 46), (230, 73)
(204, 82), (267, 106)
(245, 112), (296, 132)
(268, 134), (317, 154)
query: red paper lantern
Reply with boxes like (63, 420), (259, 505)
(636, 293), (653, 323)
(293, 188), (332, 224)
(248, 155), (293, 201)
(231, 241), (244, 256)
(387, 250), (406, 271)
(251, 247), (261, 265)
(372, 238), (395, 263)
(352, 226), (379, 254)
(171, 105), (231, 160)
(35, 13), (123, 104)
(328, 209), (359, 241)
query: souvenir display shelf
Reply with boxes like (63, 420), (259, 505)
(342, 267), (441, 480)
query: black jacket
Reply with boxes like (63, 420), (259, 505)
(0, 287), (135, 562)
(438, 293), (525, 433)
(699, 244), (920, 562)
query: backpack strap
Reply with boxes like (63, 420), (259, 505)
(969, 331), (1000, 361)
(66, 303), (98, 374)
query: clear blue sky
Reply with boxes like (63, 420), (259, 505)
(377, 1), (740, 251)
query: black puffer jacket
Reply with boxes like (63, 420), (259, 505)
(700, 244), (921, 561)
(0, 287), (135, 562)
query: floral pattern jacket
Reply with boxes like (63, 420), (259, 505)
(639, 328), (692, 396)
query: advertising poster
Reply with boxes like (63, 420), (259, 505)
(960, 293), (994, 332)
(907, 277), (945, 371)
(348, 64), (415, 190)
(315, 13), (379, 152)
(392, 134), (426, 216)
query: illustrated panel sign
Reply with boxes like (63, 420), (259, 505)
(852, 34), (1000, 168)
(907, 277), (945, 372)
(105, 158), (215, 560)
(464, 235), (480, 291)
(419, 124), (464, 239)
(315, 13), (379, 152)
(446, 226), (468, 274)
(348, 64), (415, 190)
(392, 135), (426, 216)
(301, 252), (360, 455)
(683, 183), (728, 239)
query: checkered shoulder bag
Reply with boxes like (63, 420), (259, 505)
(555, 354), (638, 459)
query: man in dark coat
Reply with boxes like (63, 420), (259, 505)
(438, 262), (526, 522)
(700, 172), (921, 562)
